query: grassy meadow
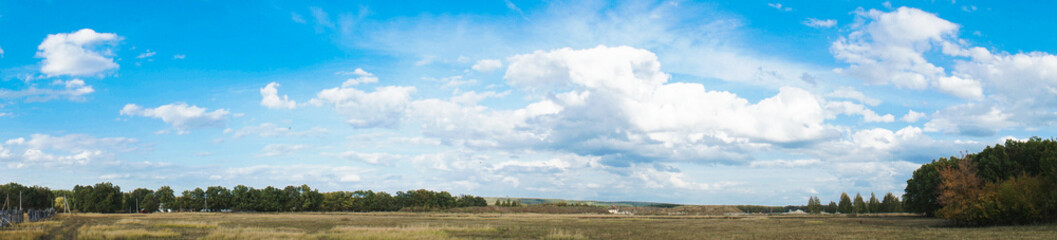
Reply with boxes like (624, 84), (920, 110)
(2, 212), (1057, 239)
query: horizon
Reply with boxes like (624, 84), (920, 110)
(2, 0), (1056, 206)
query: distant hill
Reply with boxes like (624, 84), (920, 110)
(483, 197), (680, 208)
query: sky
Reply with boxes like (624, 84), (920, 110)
(1, 0), (1055, 205)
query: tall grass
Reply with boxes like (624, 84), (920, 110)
(201, 227), (308, 240)
(76, 225), (180, 239)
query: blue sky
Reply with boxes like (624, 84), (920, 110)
(2, 0), (1056, 205)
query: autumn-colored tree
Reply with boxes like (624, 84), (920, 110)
(936, 157), (996, 225)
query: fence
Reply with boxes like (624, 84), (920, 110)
(0, 208), (57, 228)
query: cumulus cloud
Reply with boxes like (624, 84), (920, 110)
(396, 46), (842, 167)
(901, 110), (927, 123)
(0, 79), (94, 102)
(832, 7), (958, 90)
(934, 75), (984, 100)
(471, 59), (503, 72)
(924, 103), (1016, 136)
(120, 103), (229, 134)
(260, 82), (297, 109)
(337, 68), (379, 86)
(36, 28), (121, 76)
(310, 85), (416, 128)
(803, 18), (836, 28)
(825, 101), (895, 123)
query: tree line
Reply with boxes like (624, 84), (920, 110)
(805, 192), (902, 214)
(4, 182), (487, 213)
(903, 137), (1057, 225)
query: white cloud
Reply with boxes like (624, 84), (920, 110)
(0, 45), (4, 58)
(954, 51), (1057, 102)
(260, 82), (297, 109)
(901, 110), (927, 122)
(120, 103), (229, 134)
(934, 75), (983, 100)
(1, 134), (138, 169)
(338, 68), (379, 86)
(310, 85), (416, 128)
(924, 103), (1016, 136)
(396, 46), (842, 167)
(228, 123), (328, 139)
(257, 144), (310, 157)
(36, 28), (121, 76)
(832, 7), (958, 90)
(0, 79), (94, 102)
(471, 59), (503, 72)
(825, 101), (895, 123)
(803, 18), (836, 28)
(136, 49), (156, 59)
(173, 54), (186, 59)
(768, 3), (792, 11)
(826, 87), (881, 106)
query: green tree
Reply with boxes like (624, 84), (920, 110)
(867, 193), (880, 213)
(853, 193), (867, 214)
(904, 157), (958, 216)
(838, 192), (852, 214)
(806, 196), (822, 214)
(826, 201), (838, 214)
(155, 186), (175, 211)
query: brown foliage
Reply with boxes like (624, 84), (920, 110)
(936, 157), (996, 225)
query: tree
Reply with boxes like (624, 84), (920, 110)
(936, 157), (992, 225)
(904, 157), (958, 216)
(853, 193), (867, 214)
(205, 186), (231, 211)
(881, 192), (900, 213)
(127, 188), (157, 212)
(72, 182), (122, 213)
(260, 186), (284, 212)
(283, 186), (301, 211)
(826, 201), (838, 214)
(155, 186), (175, 211)
(868, 193), (880, 213)
(838, 193), (852, 214)
(298, 184), (323, 212)
(806, 196), (822, 214)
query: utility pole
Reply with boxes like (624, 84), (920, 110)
(19, 191), (22, 211)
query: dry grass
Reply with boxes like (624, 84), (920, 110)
(154, 220), (219, 229)
(6, 212), (1057, 239)
(76, 225), (180, 239)
(201, 227), (308, 240)
(0, 229), (47, 240)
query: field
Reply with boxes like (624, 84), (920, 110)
(3, 212), (1057, 239)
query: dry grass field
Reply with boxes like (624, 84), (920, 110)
(2, 212), (1057, 239)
